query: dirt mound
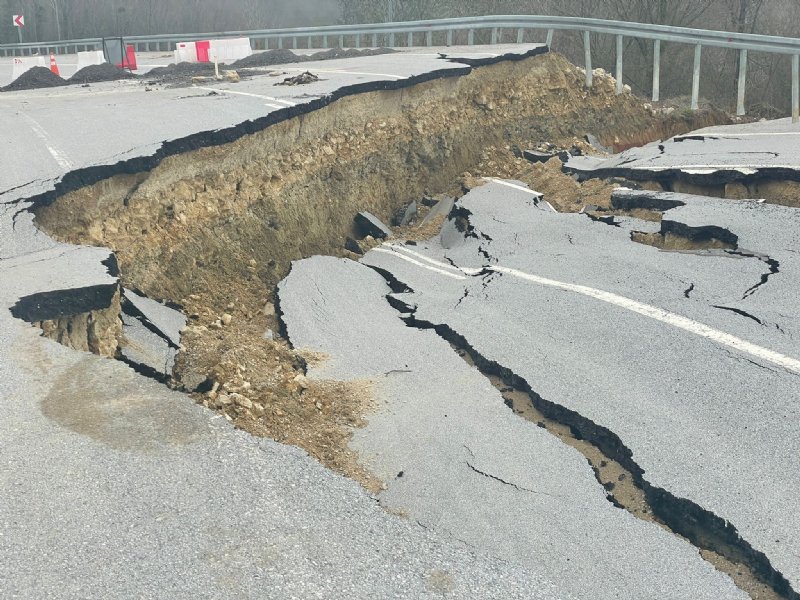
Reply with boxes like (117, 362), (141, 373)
(231, 47), (395, 69)
(70, 63), (136, 84)
(2, 66), (66, 92)
(147, 62), (216, 78)
(231, 48), (304, 69)
(310, 47), (395, 61)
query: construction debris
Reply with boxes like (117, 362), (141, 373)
(276, 71), (319, 86)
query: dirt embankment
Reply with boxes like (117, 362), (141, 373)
(33, 51), (730, 488)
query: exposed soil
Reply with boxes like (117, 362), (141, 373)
(2, 66), (66, 92)
(33, 51), (732, 500)
(70, 63), (136, 84)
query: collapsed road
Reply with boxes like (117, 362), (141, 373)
(1, 41), (792, 599)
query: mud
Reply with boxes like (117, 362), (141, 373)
(230, 47), (395, 69)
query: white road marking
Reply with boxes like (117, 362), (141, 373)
(20, 113), (73, 170)
(281, 66), (404, 79)
(194, 86), (296, 106)
(675, 131), (800, 138)
(264, 102), (286, 110)
(380, 244), (800, 374)
(384, 243), (479, 275)
(483, 178), (556, 211)
(372, 247), (466, 280)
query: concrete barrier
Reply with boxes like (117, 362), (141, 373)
(76, 50), (105, 71)
(209, 38), (252, 63)
(10, 55), (46, 84)
(173, 38), (252, 65)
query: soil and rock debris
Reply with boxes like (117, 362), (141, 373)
(34, 50), (732, 500)
(276, 71), (320, 86)
(230, 47), (394, 69)
(2, 66), (67, 91)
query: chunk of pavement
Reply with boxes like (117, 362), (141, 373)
(421, 196), (455, 226)
(585, 133), (613, 154)
(522, 150), (555, 164)
(120, 312), (177, 379)
(400, 201), (418, 226)
(579, 204), (601, 214)
(420, 195), (439, 207)
(345, 237), (363, 255)
(355, 212), (392, 239)
(122, 288), (186, 347)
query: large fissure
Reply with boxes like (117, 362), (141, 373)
(367, 263), (797, 600)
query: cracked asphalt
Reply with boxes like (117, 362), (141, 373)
(336, 180), (799, 597)
(0, 46), (583, 600)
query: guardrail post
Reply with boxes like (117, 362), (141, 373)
(546, 29), (554, 48)
(691, 44), (702, 110)
(517, 28), (524, 44)
(426, 30), (432, 46)
(793, 54), (799, 123)
(389, 32), (395, 47)
(468, 29), (474, 45)
(372, 33), (377, 47)
(616, 34), (624, 94)
(339, 34), (344, 48)
(293, 36), (298, 49)
(278, 37), (283, 49)
(491, 27), (499, 44)
(583, 31), (592, 88)
(447, 29), (453, 46)
(323, 34), (328, 48)
(737, 48), (747, 116)
(407, 32), (413, 47)
(355, 34), (360, 48)
(652, 39), (661, 102)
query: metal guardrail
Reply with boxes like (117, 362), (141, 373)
(2, 15), (799, 121)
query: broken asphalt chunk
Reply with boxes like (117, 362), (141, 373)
(355, 212), (392, 239)
(345, 237), (363, 255)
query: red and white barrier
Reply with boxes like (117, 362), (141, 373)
(174, 38), (252, 65)
(10, 56), (46, 84)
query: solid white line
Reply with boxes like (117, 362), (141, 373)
(194, 86), (296, 106)
(490, 266), (800, 374)
(281, 66), (404, 79)
(378, 243), (800, 374)
(675, 132), (800, 139)
(372, 247), (466, 280)
(384, 244), (480, 276)
(20, 113), (73, 171)
(484, 178), (540, 195)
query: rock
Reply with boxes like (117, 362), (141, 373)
(420, 195), (438, 207)
(400, 201), (418, 227)
(354, 212), (391, 239)
(345, 237), (363, 255)
(263, 302), (275, 316)
(221, 313), (233, 326)
(217, 393), (232, 406)
(230, 393), (252, 410)
(263, 328), (274, 341)
(522, 150), (555, 164)
(224, 70), (240, 83)
(293, 373), (310, 390)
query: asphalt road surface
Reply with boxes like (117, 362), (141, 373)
(281, 181), (800, 598)
(2, 42), (799, 599)
(566, 118), (800, 182)
(0, 46), (580, 600)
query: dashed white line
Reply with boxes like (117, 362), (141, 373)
(380, 244), (800, 374)
(20, 112), (73, 171)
